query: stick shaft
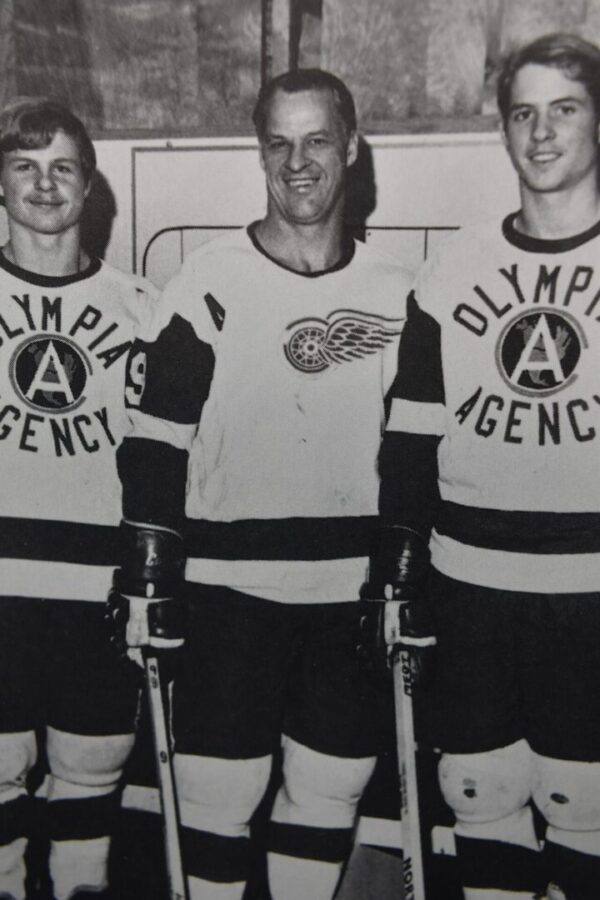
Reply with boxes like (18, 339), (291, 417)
(393, 650), (426, 900)
(145, 654), (188, 900)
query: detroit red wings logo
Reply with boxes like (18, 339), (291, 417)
(284, 310), (402, 373)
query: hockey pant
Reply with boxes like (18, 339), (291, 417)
(174, 736), (376, 900)
(438, 740), (600, 900)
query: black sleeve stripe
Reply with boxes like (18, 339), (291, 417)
(378, 430), (441, 535)
(388, 291), (444, 405)
(127, 313), (215, 425)
(117, 437), (188, 532)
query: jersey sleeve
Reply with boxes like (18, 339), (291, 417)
(379, 288), (445, 537)
(118, 258), (217, 532)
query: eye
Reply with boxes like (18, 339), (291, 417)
(308, 137), (328, 146)
(14, 161), (34, 171)
(555, 103), (577, 116)
(265, 139), (286, 152)
(511, 108), (531, 123)
(55, 163), (76, 175)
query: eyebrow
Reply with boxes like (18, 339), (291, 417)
(510, 95), (586, 111)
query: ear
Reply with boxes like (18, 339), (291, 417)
(346, 130), (358, 167)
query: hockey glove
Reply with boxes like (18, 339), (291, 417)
(358, 526), (436, 687)
(106, 522), (186, 666)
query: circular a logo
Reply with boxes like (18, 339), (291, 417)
(284, 322), (328, 372)
(10, 335), (92, 413)
(495, 308), (586, 397)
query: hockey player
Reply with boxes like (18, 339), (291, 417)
(371, 32), (600, 900)
(111, 69), (412, 899)
(0, 98), (155, 899)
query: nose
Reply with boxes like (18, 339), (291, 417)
(35, 169), (56, 191)
(532, 110), (555, 143)
(286, 141), (309, 171)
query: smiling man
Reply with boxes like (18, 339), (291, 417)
(371, 32), (600, 900)
(0, 98), (155, 900)
(112, 70), (411, 899)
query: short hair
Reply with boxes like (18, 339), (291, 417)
(497, 33), (600, 124)
(252, 69), (357, 140)
(0, 97), (96, 183)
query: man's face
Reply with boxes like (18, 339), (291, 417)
(259, 88), (358, 227)
(0, 130), (90, 237)
(503, 63), (600, 197)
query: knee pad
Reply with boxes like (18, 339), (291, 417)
(274, 736), (376, 828)
(175, 752), (272, 837)
(47, 728), (134, 789)
(533, 754), (600, 832)
(0, 733), (36, 800)
(438, 739), (535, 825)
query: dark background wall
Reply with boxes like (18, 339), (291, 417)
(3, 0), (600, 137)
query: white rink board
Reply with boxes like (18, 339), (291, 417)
(132, 133), (519, 288)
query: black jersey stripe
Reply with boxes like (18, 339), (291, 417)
(386, 292), (444, 405)
(0, 517), (119, 565)
(185, 516), (378, 561)
(127, 313), (215, 424)
(437, 501), (600, 554)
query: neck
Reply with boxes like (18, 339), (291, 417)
(254, 214), (347, 273)
(4, 226), (88, 277)
(517, 181), (600, 240)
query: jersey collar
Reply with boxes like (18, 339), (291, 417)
(0, 249), (102, 287)
(503, 211), (600, 254)
(247, 221), (356, 277)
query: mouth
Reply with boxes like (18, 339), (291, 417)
(284, 176), (319, 193)
(28, 198), (63, 208)
(527, 151), (561, 165)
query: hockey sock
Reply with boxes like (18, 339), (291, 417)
(543, 833), (600, 900)
(267, 737), (375, 900)
(0, 792), (31, 900)
(454, 807), (546, 899)
(175, 753), (271, 900)
(47, 776), (119, 900)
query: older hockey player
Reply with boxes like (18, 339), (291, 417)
(111, 69), (412, 899)
(370, 32), (600, 900)
(0, 98), (154, 899)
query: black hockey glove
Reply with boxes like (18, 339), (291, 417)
(358, 526), (436, 687)
(106, 522), (186, 666)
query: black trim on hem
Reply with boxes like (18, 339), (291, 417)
(437, 501), (600, 554)
(185, 515), (378, 561)
(0, 517), (119, 565)
(247, 221), (356, 277)
(0, 249), (102, 286)
(502, 212), (600, 254)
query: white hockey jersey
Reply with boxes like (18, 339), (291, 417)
(122, 226), (411, 604)
(0, 253), (156, 601)
(383, 214), (600, 594)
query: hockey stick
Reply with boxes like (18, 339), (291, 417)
(393, 647), (426, 900)
(144, 652), (189, 900)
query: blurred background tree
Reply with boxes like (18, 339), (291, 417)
(4, 0), (600, 135)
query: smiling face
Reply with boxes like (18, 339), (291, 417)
(503, 62), (600, 199)
(0, 129), (90, 238)
(259, 87), (358, 228)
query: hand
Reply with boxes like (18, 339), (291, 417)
(358, 526), (436, 687)
(106, 588), (186, 667)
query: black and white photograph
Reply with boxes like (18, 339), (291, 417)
(0, 2), (600, 899)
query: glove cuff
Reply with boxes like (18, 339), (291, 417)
(115, 521), (184, 597)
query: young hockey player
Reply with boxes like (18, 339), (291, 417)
(371, 32), (600, 900)
(111, 69), (412, 899)
(0, 97), (154, 900)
